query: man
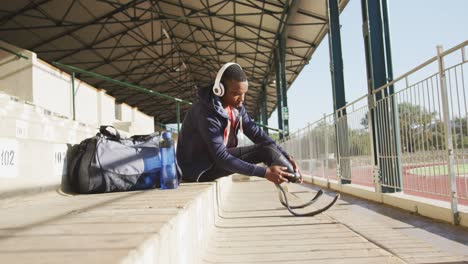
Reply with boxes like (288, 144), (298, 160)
(176, 63), (302, 184)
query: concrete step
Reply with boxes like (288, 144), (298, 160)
(0, 93), (139, 196)
(0, 180), (220, 264)
(0, 92), (97, 143)
(0, 137), (71, 197)
(0, 114), (95, 143)
(1, 173), (467, 263)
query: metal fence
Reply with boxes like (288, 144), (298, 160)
(283, 114), (338, 181)
(281, 40), (467, 223)
(336, 97), (374, 187)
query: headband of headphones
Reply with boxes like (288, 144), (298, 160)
(212, 62), (242, 97)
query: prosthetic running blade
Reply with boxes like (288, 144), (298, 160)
(275, 184), (339, 217)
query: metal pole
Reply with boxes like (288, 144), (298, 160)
(437, 45), (460, 225)
(307, 123), (314, 177)
(176, 101), (181, 134)
(327, 0), (347, 114)
(368, 101), (382, 193)
(382, 0), (403, 192)
(274, 47), (284, 139)
(261, 85), (269, 135)
(382, 0), (394, 92)
(361, 0), (401, 192)
(324, 114), (329, 181)
(279, 37), (289, 137)
(328, 0), (350, 184)
(71, 72), (76, 121)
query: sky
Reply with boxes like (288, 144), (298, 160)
(268, 0), (468, 132)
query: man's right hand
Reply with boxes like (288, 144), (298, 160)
(265, 166), (295, 184)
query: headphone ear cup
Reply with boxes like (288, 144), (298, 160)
(213, 85), (222, 96)
(218, 83), (225, 97)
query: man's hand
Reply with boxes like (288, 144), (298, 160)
(265, 166), (294, 184)
(288, 156), (303, 184)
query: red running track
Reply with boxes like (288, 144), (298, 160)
(307, 164), (468, 206)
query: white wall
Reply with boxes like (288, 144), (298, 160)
(133, 108), (155, 134)
(97, 90), (116, 126)
(32, 60), (72, 118)
(116, 103), (133, 122)
(74, 79), (98, 126)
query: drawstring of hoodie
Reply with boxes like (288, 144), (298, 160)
(223, 106), (240, 146)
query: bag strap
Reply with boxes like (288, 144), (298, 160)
(130, 132), (159, 142)
(99, 125), (120, 140)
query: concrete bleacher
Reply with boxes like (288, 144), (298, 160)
(0, 91), (97, 196)
(0, 40), (155, 136)
(0, 40), (157, 195)
(0, 179), (225, 263)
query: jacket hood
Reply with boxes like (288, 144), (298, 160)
(198, 84), (230, 119)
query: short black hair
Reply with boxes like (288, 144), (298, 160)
(221, 64), (247, 88)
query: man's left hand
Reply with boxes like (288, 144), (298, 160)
(288, 156), (303, 184)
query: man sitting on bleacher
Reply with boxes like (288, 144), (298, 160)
(176, 62), (302, 184)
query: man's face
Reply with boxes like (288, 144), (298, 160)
(221, 80), (248, 108)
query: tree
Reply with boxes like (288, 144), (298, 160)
(398, 102), (438, 152)
(453, 117), (468, 148)
(360, 102), (439, 153)
(348, 129), (371, 156)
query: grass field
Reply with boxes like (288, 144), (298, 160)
(407, 164), (468, 176)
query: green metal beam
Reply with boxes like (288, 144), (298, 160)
(274, 47), (284, 139)
(328, 0), (350, 184)
(279, 36), (289, 137)
(176, 101), (181, 133)
(328, 0), (347, 114)
(261, 84), (269, 135)
(71, 72), (76, 120)
(52, 62), (192, 105)
(0, 46), (29, 60)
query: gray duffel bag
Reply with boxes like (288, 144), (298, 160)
(67, 126), (162, 194)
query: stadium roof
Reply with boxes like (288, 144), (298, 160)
(0, 0), (348, 123)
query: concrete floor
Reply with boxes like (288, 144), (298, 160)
(202, 178), (468, 264)
(1, 177), (467, 263)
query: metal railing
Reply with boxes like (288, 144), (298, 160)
(254, 122), (284, 134)
(336, 96), (374, 187)
(281, 113), (338, 181)
(281, 40), (468, 224)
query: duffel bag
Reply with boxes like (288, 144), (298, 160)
(67, 126), (162, 194)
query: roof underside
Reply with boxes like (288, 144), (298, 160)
(0, 0), (348, 124)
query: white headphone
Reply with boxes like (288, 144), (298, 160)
(212, 62), (242, 97)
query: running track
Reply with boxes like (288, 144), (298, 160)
(306, 164), (468, 206)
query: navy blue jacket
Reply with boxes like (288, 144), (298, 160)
(176, 85), (289, 182)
